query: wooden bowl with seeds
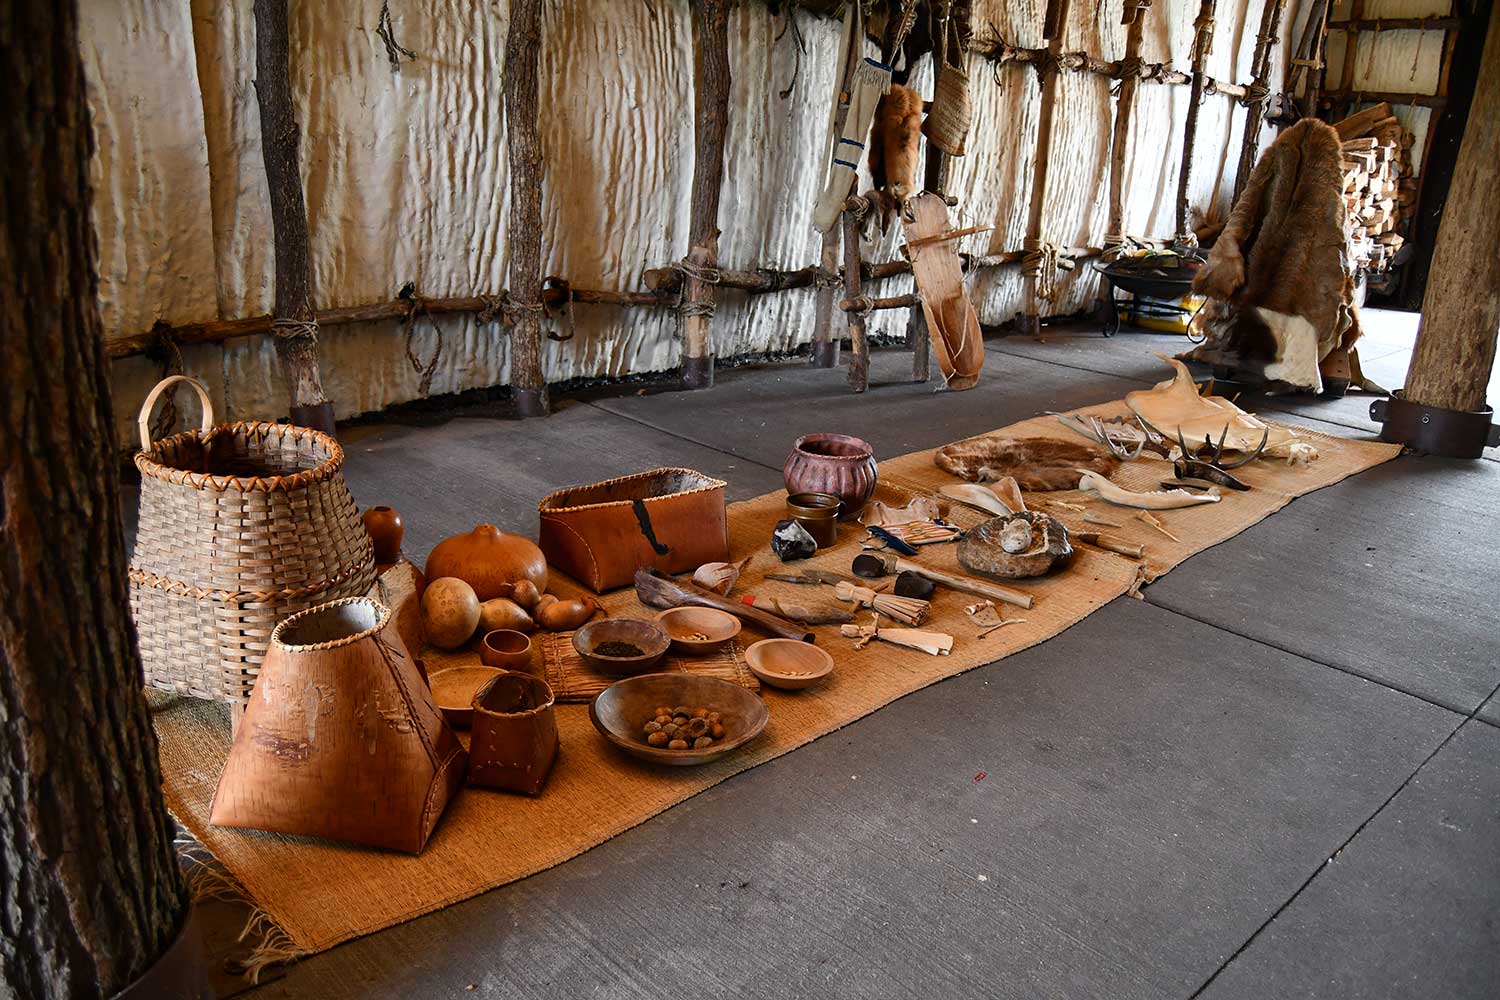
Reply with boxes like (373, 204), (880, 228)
(744, 638), (834, 691)
(653, 607), (742, 654)
(590, 673), (768, 767)
(572, 618), (670, 675)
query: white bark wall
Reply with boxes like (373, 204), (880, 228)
(87, 0), (1327, 444)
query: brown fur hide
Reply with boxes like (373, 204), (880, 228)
(1187, 119), (1360, 391)
(867, 84), (922, 233)
(934, 436), (1119, 491)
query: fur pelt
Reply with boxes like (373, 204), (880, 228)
(934, 436), (1119, 491)
(867, 84), (922, 234)
(1187, 119), (1361, 391)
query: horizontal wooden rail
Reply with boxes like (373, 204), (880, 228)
(1319, 89), (1448, 109)
(1332, 17), (1462, 32)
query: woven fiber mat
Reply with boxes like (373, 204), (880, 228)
(150, 401), (1399, 959)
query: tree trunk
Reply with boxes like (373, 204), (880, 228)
(1018, 0), (1071, 335)
(842, 205), (869, 392)
(1174, 0), (1218, 243)
(252, 0), (333, 432)
(1402, 8), (1500, 414)
(1105, 2), (1149, 244)
(504, 0), (549, 417)
(0, 0), (190, 996)
(682, 0), (731, 390)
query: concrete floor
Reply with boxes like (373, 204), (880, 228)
(246, 312), (1500, 999)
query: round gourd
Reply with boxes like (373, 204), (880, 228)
(424, 524), (548, 601)
(421, 577), (481, 649)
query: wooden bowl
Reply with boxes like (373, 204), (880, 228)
(590, 673), (769, 767)
(427, 665), (503, 728)
(744, 638), (834, 690)
(653, 607), (742, 654)
(572, 618), (670, 675)
(480, 628), (535, 672)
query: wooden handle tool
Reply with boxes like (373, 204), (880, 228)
(635, 568), (814, 642)
(1073, 531), (1145, 559)
(853, 551), (1033, 610)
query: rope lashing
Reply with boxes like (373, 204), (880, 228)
(678, 301), (716, 319)
(1239, 83), (1270, 109)
(1022, 237), (1064, 302)
(270, 318), (319, 344)
(1102, 233), (1140, 263)
(1116, 55), (1144, 80)
(398, 284), (442, 396)
(671, 258), (723, 285)
(1192, 11), (1216, 59)
(477, 292), (509, 326)
(1032, 49), (1061, 84)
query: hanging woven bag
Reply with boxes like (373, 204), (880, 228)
(129, 375), (375, 708)
(923, 14), (972, 157)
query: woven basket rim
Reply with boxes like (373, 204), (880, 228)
(271, 596), (392, 652)
(134, 420), (345, 492)
(536, 467), (726, 514)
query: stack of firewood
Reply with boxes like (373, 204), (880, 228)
(1335, 102), (1415, 273)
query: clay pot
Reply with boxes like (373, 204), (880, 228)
(362, 505), (404, 564)
(425, 524), (548, 601)
(783, 434), (877, 520)
(480, 629), (536, 673)
(468, 671), (559, 795)
(210, 597), (466, 853)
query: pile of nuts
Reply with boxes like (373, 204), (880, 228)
(643, 705), (726, 750)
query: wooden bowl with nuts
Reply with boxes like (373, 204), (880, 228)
(653, 606), (741, 654)
(589, 673), (769, 767)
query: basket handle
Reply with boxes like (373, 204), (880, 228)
(137, 375), (215, 453)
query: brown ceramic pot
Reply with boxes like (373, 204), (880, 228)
(783, 433), (878, 520)
(362, 505), (404, 564)
(425, 524), (548, 601)
(468, 671), (559, 795)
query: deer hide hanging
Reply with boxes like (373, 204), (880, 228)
(1186, 119), (1360, 392)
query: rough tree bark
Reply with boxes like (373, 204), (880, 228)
(0, 0), (191, 996)
(1018, 0), (1072, 336)
(504, 0), (549, 417)
(1175, 0), (1218, 242)
(682, 0), (731, 390)
(252, 0), (334, 433)
(1232, 0), (1285, 204)
(1105, 0), (1149, 244)
(1402, 7), (1500, 414)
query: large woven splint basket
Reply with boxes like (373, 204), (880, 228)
(129, 376), (374, 707)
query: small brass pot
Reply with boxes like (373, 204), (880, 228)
(785, 492), (842, 548)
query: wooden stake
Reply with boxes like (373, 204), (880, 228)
(253, 0), (333, 433)
(503, 0), (548, 417)
(1232, 0), (1286, 205)
(1105, 1), (1150, 247)
(1018, 0), (1072, 337)
(1402, 9), (1500, 415)
(842, 202), (869, 392)
(682, 0), (731, 390)
(811, 230), (842, 367)
(1174, 0), (1218, 244)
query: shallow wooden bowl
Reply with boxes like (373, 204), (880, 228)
(653, 607), (742, 654)
(744, 638), (834, 690)
(572, 618), (670, 675)
(590, 673), (769, 767)
(427, 665), (503, 728)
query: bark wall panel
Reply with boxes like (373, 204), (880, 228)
(91, 0), (1291, 439)
(79, 0), (218, 347)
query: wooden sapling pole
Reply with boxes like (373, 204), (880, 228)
(682, 0), (731, 390)
(253, 0), (334, 433)
(1104, 0), (1150, 256)
(811, 229), (843, 367)
(1380, 8), (1500, 457)
(1174, 0), (1219, 244)
(923, 0), (952, 196)
(1018, 0), (1072, 337)
(504, 0), (548, 417)
(1232, 0), (1285, 203)
(0, 0), (199, 992)
(842, 198), (870, 392)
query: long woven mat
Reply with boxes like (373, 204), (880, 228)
(150, 402), (1399, 958)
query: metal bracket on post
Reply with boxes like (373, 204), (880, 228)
(1372, 393), (1500, 459)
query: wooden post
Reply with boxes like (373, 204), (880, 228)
(1232, 0), (1286, 204)
(0, 0), (198, 994)
(1105, 0), (1150, 251)
(682, 0), (731, 390)
(253, 0), (334, 433)
(922, 0), (951, 197)
(1018, 0), (1072, 337)
(503, 0), (548, 417)
(1174, 0), (1219, 243)
(810, 230), (841, 367)
(1399, 8), (1500, 418)
(842, 201), (869, 392)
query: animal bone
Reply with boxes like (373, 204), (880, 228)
(939, 483), (1015, 517)
(1135, 511), (1179, 542)
(1075, 470), (1221, 510)
(1083, 512), (1123, 527)
(1125, 356), (1317, 461)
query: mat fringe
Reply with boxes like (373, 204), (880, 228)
(176, 829), (309, 982)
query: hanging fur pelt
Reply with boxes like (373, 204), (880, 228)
(867, 83), (922, 234)
(1186, 119), (1362, 393)
(934, 435), (1119, 491)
